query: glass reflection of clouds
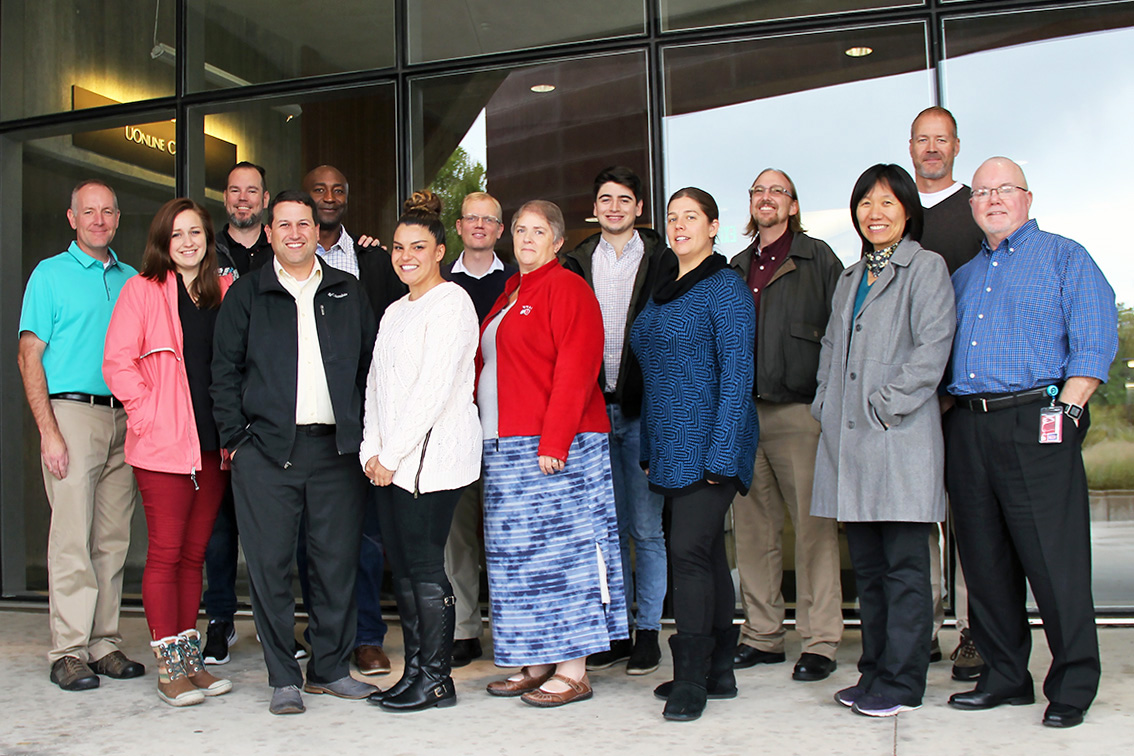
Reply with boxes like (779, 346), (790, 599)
(944, 25), (1134, 306)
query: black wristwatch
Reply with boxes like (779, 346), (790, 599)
(1061, 402), (1084, 421)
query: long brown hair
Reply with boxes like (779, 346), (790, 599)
(140, 198), (221, 309)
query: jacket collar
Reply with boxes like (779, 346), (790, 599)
(66, 240), (122, 269)
(843, 236), (920, 318)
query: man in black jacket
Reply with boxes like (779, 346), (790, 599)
(729, 168), (844, 682)
(563, 167), (666, 675)
(215, 161), (273, 275)
(212, 190), (378, 715)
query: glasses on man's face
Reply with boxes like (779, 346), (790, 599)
(970, 184), (1027, 201)
(461, 214), (502, 226)
(749, 185), (793, 199)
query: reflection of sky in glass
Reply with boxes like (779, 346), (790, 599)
(943, 25), (1134, 306)
(664, 70), (933, 264)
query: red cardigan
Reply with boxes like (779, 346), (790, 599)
(476, 258), (610, 461)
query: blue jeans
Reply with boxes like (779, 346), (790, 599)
(202, 486), (238, 621)
(607, 404), (666, 631)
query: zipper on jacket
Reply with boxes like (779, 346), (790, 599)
(190, 469), (199, 491)
(139, 346), (177, 359)
(413, 430), (433, 500)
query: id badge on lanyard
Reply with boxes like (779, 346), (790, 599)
(1039, 385), (1062, 444)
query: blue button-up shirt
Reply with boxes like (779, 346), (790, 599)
(947, 219), (1117, 396)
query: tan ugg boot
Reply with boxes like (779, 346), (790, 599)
(178, 629), (233, 696)
(151, 636), (205, 707)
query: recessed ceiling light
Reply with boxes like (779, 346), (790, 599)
(845, 46), (873, 58)
(530, 84), (556, 93)
(585, 216), (598, 223)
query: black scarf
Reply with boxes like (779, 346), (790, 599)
(652, 249), (728, 304)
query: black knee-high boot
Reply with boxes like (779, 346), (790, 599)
(380, 582), (456, 712)
(662, 633), (715, 721)
(368, 578), (419, 704)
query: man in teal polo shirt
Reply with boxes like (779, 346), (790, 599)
(17, 179), (145, 691)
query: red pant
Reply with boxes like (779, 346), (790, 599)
(135, 452), (228, 640)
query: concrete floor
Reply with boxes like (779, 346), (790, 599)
(2, 607), (1132, 756)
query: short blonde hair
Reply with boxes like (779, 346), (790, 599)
(460, 191), (502, 221)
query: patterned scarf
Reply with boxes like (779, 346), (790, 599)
(864, 240), (900, 277)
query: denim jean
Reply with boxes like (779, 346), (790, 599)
(202, 485), (238, 621)
(606, 404), (666, 631)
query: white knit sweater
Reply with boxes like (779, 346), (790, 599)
(359, 281), (482, 494)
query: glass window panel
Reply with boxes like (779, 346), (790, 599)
(191, 83), (398, 255)
(660, 0), (922, 33)
(663, 23), (932, 267)
(407, 1), (646, 64)
(7, 123), (177, 594)
(182, 1), (395, 93)
(410, 52), (651, 257)
(0, 0), (175, 120)
(942, 2), (1134, 610)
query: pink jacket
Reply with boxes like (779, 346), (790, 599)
(103, 272), (233, 476)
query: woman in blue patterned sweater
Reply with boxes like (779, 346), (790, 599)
(631, 187), (757, 722)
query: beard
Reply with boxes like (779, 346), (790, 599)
(229, 212), (262, 230)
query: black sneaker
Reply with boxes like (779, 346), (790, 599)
(626, 630), (661, 675)
(585, 638), (633, 670)
(204, 619), (238, 665)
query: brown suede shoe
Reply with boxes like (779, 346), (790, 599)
(520, 674), (593, 708)
(354, 645), (391, 676)
(486, 666), (555, 697)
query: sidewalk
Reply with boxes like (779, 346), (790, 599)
(2, 606), (1131, 756)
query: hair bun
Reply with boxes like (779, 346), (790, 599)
(403, 189), (442, 216)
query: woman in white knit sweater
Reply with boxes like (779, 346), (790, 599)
(359, 191), (481, 712)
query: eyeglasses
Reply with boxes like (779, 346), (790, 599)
(749, 185), (793, 199)
(970, 184), (1028, 201)
(460, 214), (502, 226)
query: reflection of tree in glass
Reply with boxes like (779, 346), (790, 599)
(428, 147), (486, 262)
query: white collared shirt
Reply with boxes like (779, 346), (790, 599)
(592, 231), (645, 393)
(317, 226), (359, 279)
(274, 256), (336, 425)
(450, 251), (505, 280)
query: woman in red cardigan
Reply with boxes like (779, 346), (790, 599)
(477, 200), (628, 708)
(103, 198), (233, 708)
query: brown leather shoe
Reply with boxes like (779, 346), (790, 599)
(354, 645), (392, 675)
(91, 650), (146, 679)
(486, 666), (555, 697)
(520, 674), (593, 708)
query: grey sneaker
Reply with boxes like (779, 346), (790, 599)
(303, 675), (376, 699)
(270, 685), (305, 715)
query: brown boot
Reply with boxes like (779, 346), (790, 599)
(151, 637), (205, 707)
(178, 629), (233, 696)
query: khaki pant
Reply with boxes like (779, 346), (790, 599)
(930, 519), (970, 638)
(444, 478), (484, 640)
(733, 401), (843, 658)
(43, 400), (137, 663)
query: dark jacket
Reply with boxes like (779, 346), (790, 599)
(561, 228), (665, 418)
(356, 242), (407, 322)
(729, 232), (843, 404)
(211, 261), (378, 467)
(215, 225), (273, 277)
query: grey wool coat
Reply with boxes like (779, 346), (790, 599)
(810, 237), (955, 523)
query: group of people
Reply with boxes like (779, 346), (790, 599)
(18, 105), (1116, 729)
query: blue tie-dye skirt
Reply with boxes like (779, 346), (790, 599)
(482, 432), (629, 666)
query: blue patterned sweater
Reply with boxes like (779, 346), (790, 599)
(631, 267), (758, 495)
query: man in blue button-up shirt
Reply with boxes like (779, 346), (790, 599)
(944, 157), (1117, 729)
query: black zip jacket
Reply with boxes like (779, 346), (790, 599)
(729, 232), (843, 404)
(561, 227), (664, 418)
(211, 261), (377, 466)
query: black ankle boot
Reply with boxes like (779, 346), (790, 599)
(380, 582), (457, 712)
(662, 633), (714, 722)
(368, 578), (419, 705)
(654, 625), (739, 701)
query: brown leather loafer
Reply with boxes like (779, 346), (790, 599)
(520, 674), (593, 708)
(353, 645), (391, 676)
(486, 666), (555, 697)
(91, 650), (146, 679)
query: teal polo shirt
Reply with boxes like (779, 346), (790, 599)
(19, 241), (137, 395)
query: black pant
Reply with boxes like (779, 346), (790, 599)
(945, 402), (1099, 710)
(378, 484), (462, 585)
(231, 433), (366, 688)
(845, 521), (933, 705)
(668, 484), (736, 635)
(202, 485), (238, 620)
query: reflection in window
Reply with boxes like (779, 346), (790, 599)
(660, 0), (922, 33)
(407, 0), (645, 64)
(183, 0), (395, 92)
(663, 23), (931, 264)
(410, 52), (651, 254)
(942, 2), (1134, 611)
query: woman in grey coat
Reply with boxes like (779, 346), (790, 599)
(811, 164), (955, 719)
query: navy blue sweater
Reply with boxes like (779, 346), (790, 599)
(631, 266), (758, 496)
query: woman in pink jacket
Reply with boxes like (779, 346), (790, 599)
(104, 198), (234, 707)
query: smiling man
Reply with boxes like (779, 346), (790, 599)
(563, 167), (666, 675)
(727, 168), (844, 683)
(944, 157), (1117, 729)
(216, 161), (272, 275)
(211, 190), (378, 715)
